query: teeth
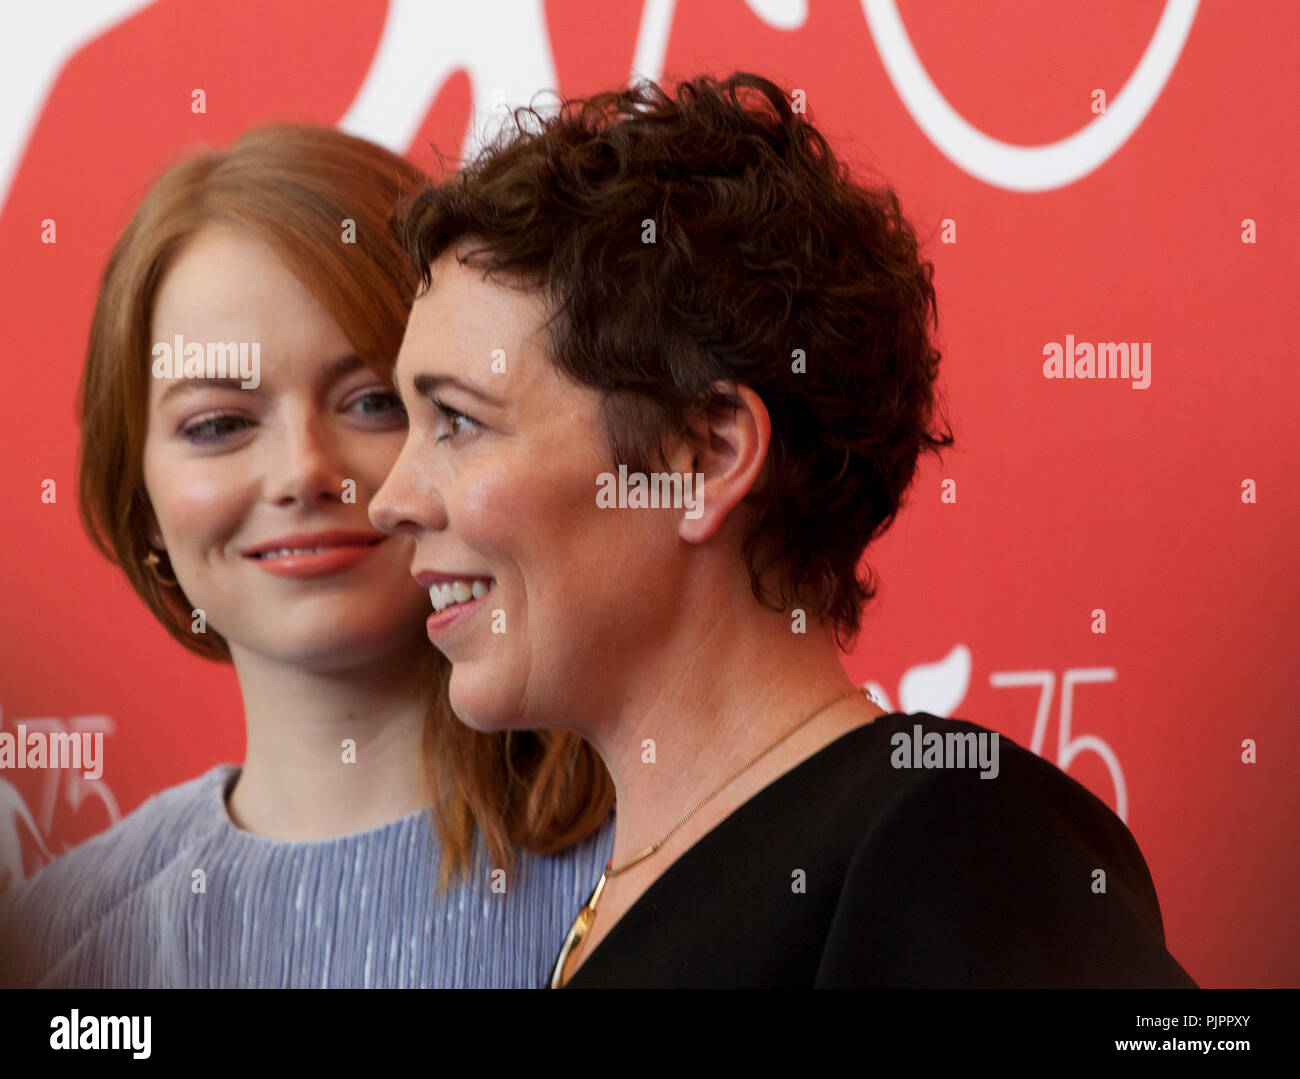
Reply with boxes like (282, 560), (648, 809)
(258, 547), (331, 559)
(429, 579), (493, 613)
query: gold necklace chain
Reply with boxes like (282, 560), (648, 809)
(549, 685), (871, 988)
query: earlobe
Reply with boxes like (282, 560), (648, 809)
(677, 485), (720, 544)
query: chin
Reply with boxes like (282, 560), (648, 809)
(445, 676), (523, 734)
(246, 624), (420, 672)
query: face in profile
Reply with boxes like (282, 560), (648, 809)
(370, 250), (687, 733)
(143, 226), (431, 671)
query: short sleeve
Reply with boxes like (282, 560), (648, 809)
(813, 749), (1197, 987)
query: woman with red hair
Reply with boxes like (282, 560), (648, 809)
(0, 123), (613, 988)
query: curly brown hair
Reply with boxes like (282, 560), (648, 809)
(401, 71), (954, 649)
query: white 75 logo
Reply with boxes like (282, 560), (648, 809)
(0, 708), (121, 891)
(989, 668), (1128, 821)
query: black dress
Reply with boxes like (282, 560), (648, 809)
(560, 711), (1196, 987)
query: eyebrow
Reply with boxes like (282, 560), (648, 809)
(157, 353), (366, 404)
(411, 373), (506, 409)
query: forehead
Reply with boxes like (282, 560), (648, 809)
(397, 250), (552, 388)
(151, 226), (348, 352)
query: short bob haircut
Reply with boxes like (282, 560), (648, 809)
(77, 123), (612, 886)
(400, 72), (954, 650)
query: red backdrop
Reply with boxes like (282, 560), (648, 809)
(0, 0), (1295, 988)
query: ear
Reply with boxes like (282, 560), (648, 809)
(672, 382), (770, 546)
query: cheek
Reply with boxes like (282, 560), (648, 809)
(348, 434), (406, 492)
(458, 468), (522, 548)
(469, 461), (598, 554)
(145, 458), (248, 554)
(529, 478), (619, 596)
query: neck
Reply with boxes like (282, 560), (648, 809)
(224, 634), (436, 840)
(579, 603), (877, 873)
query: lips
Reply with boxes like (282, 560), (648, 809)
(414, 569), (494, 590)
(243, 530), (386, 559)
(243, 530), (388, 580)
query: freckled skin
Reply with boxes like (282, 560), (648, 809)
(143, 226), (430, 672)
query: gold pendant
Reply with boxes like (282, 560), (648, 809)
(549, 872), (607, 988)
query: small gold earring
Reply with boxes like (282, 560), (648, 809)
(143, 549), (179, 587)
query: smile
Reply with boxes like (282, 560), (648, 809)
(429, 578), (495, 613)
(251, 545), (376, 560)
(242, 531), (387, 580)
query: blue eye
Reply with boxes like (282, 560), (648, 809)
(181, 413), (252, 443)
(431, 398), (479, 443)
(350, 390), (407, 420)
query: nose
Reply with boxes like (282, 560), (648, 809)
(263, 407), (346, 509)
(370, 429), (443, 536)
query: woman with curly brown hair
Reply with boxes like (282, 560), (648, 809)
(0, 123), (613, 988)
(371, 72), (1195, 988)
